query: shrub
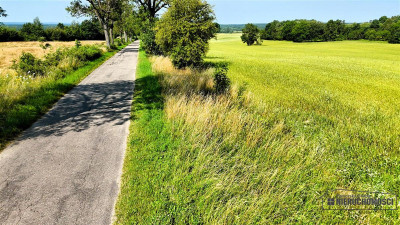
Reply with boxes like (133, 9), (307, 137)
(12, 45), (103, 78)
(115, 38), (122, 46)
(155, 0), (217, 68)
(68, 45), (103, 61)
(241, 23), (260, 46)
(44, 49), (64, 67)
(140, 20), (162, 55)
(75, 39), (82, 48)
(214, 63), (230, 94)
(12, 52), (45, 77)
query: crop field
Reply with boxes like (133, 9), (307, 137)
(0, 41), (105, 71)
(116, 34), (400, 224)
(207, 34), (400, 222)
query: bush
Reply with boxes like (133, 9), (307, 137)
(12, 53), (45, 77)
(44, 49), (64, 67)
(75, 39), (82, 48)
(68, 45), (103, 61)
(140, 20), (162, 55)
(115, 38), (122, 46)
(214, 63), (230, 94)
(12, 45), (103, 78)
(155, 0), (217, 68)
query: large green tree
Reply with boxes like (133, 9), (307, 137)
(67, 0), (125, 48)
(155, 0), (217, 68)
(20, 17), (45, 41)
(241, 23), (260, 45)
(114, 1), (141, 42)
(324, 19), (345, 41)
(389, 21), (400, 44)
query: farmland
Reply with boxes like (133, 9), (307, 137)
(0, 41), (105, 71)
(116, 33), (400, 224)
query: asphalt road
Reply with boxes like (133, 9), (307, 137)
(0, 42), (139, 224)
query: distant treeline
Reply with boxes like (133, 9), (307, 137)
(0, 18), (104, 42)
(261, 16), (400, 43)
(220, 24), (265, 33)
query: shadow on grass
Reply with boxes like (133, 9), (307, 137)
(131, 75), (164, 120)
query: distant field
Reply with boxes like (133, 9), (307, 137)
(0, 41), (105, 72)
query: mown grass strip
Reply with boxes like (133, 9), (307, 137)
(0, 45), (127, 151)
(116, 51), (169, 224)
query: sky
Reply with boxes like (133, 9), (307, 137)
(0, 0), (399, 24)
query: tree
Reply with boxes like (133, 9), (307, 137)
(379, 16), (388, 24)
(291, 20), (311, 42)
(67, 0), (124, 48)
(0, 6), (6, 17)
(324, 19), (345, 41)
(20, 17), (46, 41)
(214, 23), (221, 33)
(281, 20), (296, 41)
(389, 21), (400, 44)
(81, 19), (104, 40)
(155, 0), (217, 68)
(133, 0), (169, 18)
(114, 1), (140, 43)
(370, 19), (380, 29)
(241, 23), (260, 45)
(346, 23), (364, 40)
(365, 29), (377, 40)
(264, 20), (282, 40)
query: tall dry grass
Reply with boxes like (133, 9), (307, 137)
(0, 41), (105, 71)
(146, 56), (341, 224)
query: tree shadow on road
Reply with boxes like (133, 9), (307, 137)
(16, 80), (135, 140)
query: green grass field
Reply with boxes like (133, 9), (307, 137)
(116, 35), (400, 224)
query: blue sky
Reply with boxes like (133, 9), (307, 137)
(1, 0), (399, 24)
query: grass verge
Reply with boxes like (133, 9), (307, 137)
(114, 50), (170, 224)
(0, 45), (127, 151)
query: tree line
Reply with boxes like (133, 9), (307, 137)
(0, 1), (157, 47)
(0, 18), (105, 42)
(242, 16), (400, 45)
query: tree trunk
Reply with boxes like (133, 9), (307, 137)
(109, 27), (114, 46)
(109, 21), (114, 46)
(103, 24), (111, 48)
(123, 31), (128, 43)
